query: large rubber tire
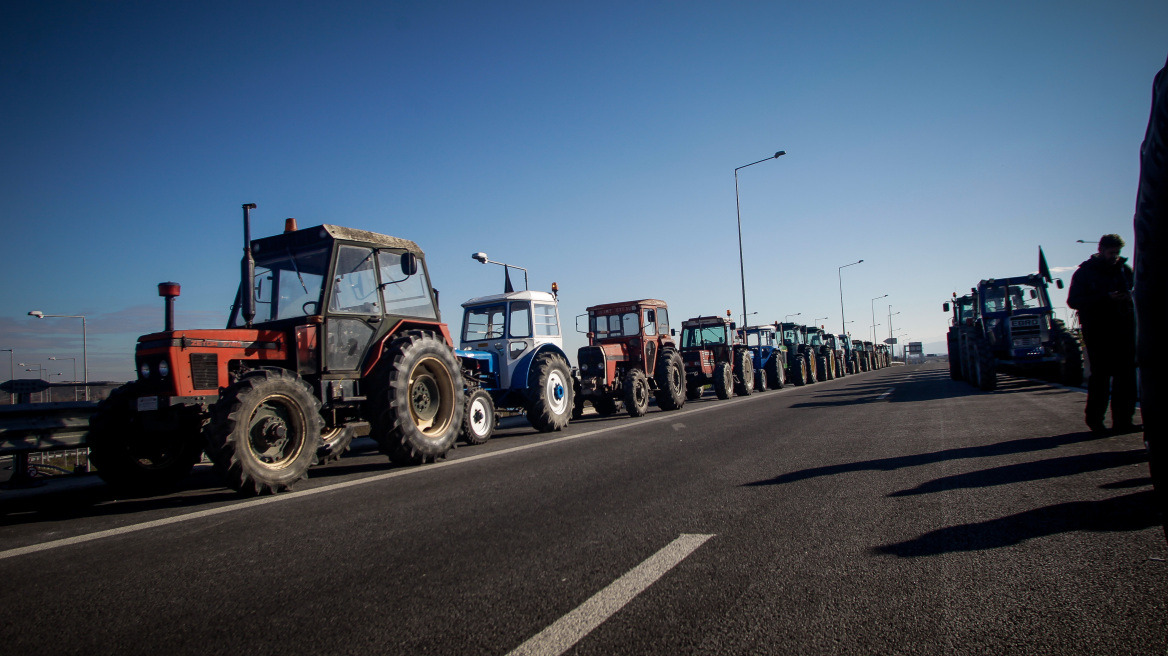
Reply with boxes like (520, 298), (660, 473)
(594, 396), (619, 417)
(572, 380), (586, 420)
(755, 368), (768, 392)
(316, 424), (356, 465)
(654, 349), (686, 411)
(624, 369), (650, 417)
(790, 357), (806, 387)
(805, 354), (817, 384)
(205, 368), (322, 495)
(87, 382), (204, 493)
(815, 355), (828, 382)
(766, 355), (784, 389)
(947, 330), (961, 380)
(714, 362), (733, 399)
(461, 389), (496, 445)
(733, 350), (754, 396)
(1058, 335), (1084, 387)
(973, 338), (998, 392)
(526, 352), (572, 432)
(367, 331), (463, 466)
(686, 382), (703, 400)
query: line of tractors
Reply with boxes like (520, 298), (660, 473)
(86, 208), (891, 496)
(943, 260), (1083, 392)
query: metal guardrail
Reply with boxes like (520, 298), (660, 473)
(0, 402), (97, 456)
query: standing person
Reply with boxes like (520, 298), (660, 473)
(1134, 54), (1168, 541)
(1066, 234), (1137, 435)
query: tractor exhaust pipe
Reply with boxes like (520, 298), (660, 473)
(158, 282), (180, 331)
(241, 203), (257, 328)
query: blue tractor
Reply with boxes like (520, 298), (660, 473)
(455, 255), (573, 444)
(961, 274), (1082, 391)
(743, 324), (787, 390)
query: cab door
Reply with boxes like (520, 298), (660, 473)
(642, 308), (658, 375)
(324, 245), (382, 372)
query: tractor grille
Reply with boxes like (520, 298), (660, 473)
(189, 353), (219, 390)
(1010, 316), (1042, 348)
(577, 346), (605, 376)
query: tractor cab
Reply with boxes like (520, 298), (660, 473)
(459, 290), (563, 390)
(581, 300), (672, 379)
(744, 324), (787, 390)
(975, 275), (1056, 361)
(680, 315), (737, 364)
(943, 294), (977, 327)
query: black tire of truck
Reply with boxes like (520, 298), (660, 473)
(204, 368), (323, 496)
(654, 349), (686, 411)
(461, 388), (496, 445)
(714, 362), (733, 399)
(87, 381), (205, 494)
(624, 368), (650, 417)
(766, 355), (785, 389)
(315, 423), (356, 465)
(366, 330), (463, 466)
(947, 331), (961, 380)
(526, 352), (573, 432)
(733, 349), (754, 396)
(973, 338), (998, 392)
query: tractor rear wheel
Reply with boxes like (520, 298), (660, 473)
(790, 358), (806, 386)
(714, 362), (733, 399)
(316, 423), (356, 465)
(973, 338), (998, 392)
(733, 350), (754, 396)
(526, 352), (573, 432)
(87, 382), (204, 493)
(461, 389), (496, 445)
(205, 368), (322, 495)
(367, 330), (463, 466)
(805, 354), (817, 384)
(624, 369), (650, 417)
(654, 349), (686, 411)
(766, 356), (784, 389)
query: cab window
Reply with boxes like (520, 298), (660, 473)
(509, 303), (531, 338)
(643, 309), (657, 336)
(534, 303), (559, 336)
(377, 251), (436, 319)
(464, 304), (505, 340)
(331, 246), (381, 314)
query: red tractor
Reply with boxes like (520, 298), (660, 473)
(678, 313), (755, 400)
(573, 299), (686, 418)
(87, 204), (468, 495)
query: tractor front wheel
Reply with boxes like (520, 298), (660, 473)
(624, 369), (650, 417)
(654, 349), (686, 411)
(205, 368), (322, 495)
(755, 368), (768, 392)
(316, 424), (356, 465)
(367, 331), (463, 466)
(461, 389), (496, 445)
(766, 356), (784, 389)
(714, 362), (733, 399)
(87, 382), (204, 494)
(733, 350), (754, 396)
(526, 352), (573, 432)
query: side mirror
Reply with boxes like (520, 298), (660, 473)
(400, 252), (418, 276)
(1029, 289), (1037, 299)
(671, 328), (677, 337)
(729, 322), (737, 330)
(942, 302), (950, 312)
(1055, 279), (1064, 290)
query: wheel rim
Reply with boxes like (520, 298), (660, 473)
(635, 377), (648, 406)
(468, 396), (491, 438)
(546, 370), (568, 415)
(408, 356), (456, 436)
(670, 363), (682, 391)
(247, 393), (306, 470)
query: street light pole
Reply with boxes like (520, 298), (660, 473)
(887, 306), (900, 344)
(783, 312), (801, 324)
(1, 349), (11, 404)
(837, 260), (863, 335)
(29, 312), (88, 400)
(734, 151), (785, 335)
(49, 357), (78, 400)
(813, 317), (828, 328)
(870, 294), (887, 345)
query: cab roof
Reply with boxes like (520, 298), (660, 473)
(251, 223), (424, 256)
(681, 315), (732, 326)
(586, 299), (668, 313)
(461, 290), (557, 307)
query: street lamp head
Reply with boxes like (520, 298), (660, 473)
(471, 252), (488, 264)
(28, 311), (44, 318)
(858, 259), (864, 263)
(774, 151), (786, 158)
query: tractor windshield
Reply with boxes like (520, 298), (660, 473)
(464, 304), (506, 341)
(808, 332), (824, 347)
(783, 328), (802, 345)
(681, 323), (727, 348)
(745, 330), (773, 348)
(591, 312), (640, 338)
(230, 245), (330, 326)
(982, 282), (1048, 314)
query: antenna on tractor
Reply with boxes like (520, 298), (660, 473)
(470, 252), (529, 292)
(241, 203), (257, 328)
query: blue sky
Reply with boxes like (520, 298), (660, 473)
(1, 1), (1165, 381)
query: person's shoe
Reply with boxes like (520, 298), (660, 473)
(1112, 422), (1143, 434)
(1087, 419), (1108, 435)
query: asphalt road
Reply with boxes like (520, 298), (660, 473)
(1, 363), (1164, 655)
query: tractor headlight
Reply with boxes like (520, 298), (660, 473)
(158, 360), (169, 377)
(139, 362), (150, 379)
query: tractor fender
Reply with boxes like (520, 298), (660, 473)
(511, 343), (571, 390)
(361, 319), (455, 377)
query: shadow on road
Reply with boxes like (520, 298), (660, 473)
(788, 370), (1066, 409)
(741, 430), (1103, 488)
(872, 489), (1160, 557)
(888, 449), (1149, 497)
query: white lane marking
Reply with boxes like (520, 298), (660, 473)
(876, 388), (894, 400)
(0, 370), (833, 561)
(507, 533), (714, 656)
(671, 422), (686, 431)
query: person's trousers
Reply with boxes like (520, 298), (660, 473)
(1083, 330), (1137, 425)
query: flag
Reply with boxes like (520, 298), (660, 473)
(1038, 246), (1052, 283)
(504, 266), (514, 293)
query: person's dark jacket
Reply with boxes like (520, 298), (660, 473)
(1066, 254), (1134, 332)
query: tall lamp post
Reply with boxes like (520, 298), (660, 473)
(838, 260), (863, 335)
(1, 349), (11, 404)
(20, 364), (45, 403)
(813, 317), (828, 328)
(783, 312), (801, 324)
(29, 312), (88, 401)
(49, 357), (78, 400)
(887, 307), (900, 344)
(734, 150), (786, 334)
(870, 294), (887, 344)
